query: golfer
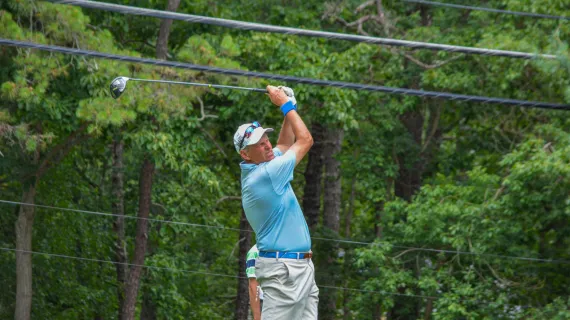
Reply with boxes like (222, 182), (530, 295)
(234, 85), (318, 319)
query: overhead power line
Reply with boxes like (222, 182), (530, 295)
(0, 247), (438, 300)
(312, 237), (570, 264)
(1, 247), (246, 278)
(1, 39), (568, 110)
(403, 0), (570, 21)
(3, 200), (570, 264)
(0, 200), (246, 232)
(0, 247), (531, 308)
(47, 0), (557, 60)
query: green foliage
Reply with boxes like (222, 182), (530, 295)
(525, 297), (570, 320)
(1, 0), (570, 319)
(353, 124), (570, 319)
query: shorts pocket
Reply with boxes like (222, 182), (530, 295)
(256, 258), (289, 285)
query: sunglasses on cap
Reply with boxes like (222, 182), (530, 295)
(239, 121), (261, 150)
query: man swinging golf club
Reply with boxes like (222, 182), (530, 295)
(234, 85), (319, 319)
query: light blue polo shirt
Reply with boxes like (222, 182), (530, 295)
(240, 148), (311, 252)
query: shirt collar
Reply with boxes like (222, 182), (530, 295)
(240, 161), (257, 173)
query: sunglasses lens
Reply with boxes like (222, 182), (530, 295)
(239, 122), (261, 150)
(244, 126), (255, 138)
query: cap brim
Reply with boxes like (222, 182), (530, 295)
(245, 127), (274, 147)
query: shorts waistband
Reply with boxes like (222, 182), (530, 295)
(258, 251), (313, 260)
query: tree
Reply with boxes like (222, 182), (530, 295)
(303, 123), (325, 230)
(120, 0), (182, 316)
(0, 2), (135, 318)
(235, 209), (252, 320)
(111, 132), (128, 320)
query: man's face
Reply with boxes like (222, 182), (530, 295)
(240, 134), (275, 164)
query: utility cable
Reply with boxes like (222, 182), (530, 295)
(311, 237), (570, 264)
(0, 247), (537, 308)
(0, 200), (245, 232)
(403, 0), (570, 21)
(0, 247), (433, 299)
(3, 200), (569, 264)
(0, 247), (493, 303)
(1, 247), (245, 279)
(46, 0), (557, 60)
(1, 39), (568, 110)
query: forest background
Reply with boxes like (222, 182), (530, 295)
(1, 0), (570, 319)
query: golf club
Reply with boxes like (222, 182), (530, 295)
(110, 76), (267, 99)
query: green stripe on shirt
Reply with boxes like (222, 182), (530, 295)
(246, 245), (259, 278)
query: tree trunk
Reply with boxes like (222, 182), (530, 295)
(14, 124), (87, 320)
(394, 107), (424, 320)
(323, 127), (343, 232)
(14, 184), (37, 320)
(319, 127), (343, 320)
(374, 186), (386, 319)
(111, 138), (128, 320)
(120, 0), (177, 315)
(156, 0), (181, 60)
(302, 123), (325, 230)
(394, 5), (435, 203)
(374, 201), (384, 239)
(373, 304), (382, 320)
(395, 109), (424, 201)
(140, 290), (157, 320)
(342, 175), (356, 320)
(423, 298), (434, 320)
(345, 175), (357, 238)
(121, 157), (155, 320)
(235, 209), (252, 320)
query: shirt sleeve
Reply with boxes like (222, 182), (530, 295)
(246, 246), (258, 278)
(265, 149), (296, 195)
(246, 258), (256, 278)
(273, 147), (283, 157)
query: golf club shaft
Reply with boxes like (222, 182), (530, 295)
(129, 78), (267, 93)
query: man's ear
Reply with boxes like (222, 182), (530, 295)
(240, 149), (251, 161)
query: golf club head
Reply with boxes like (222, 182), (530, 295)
(110, 77), (129, 99)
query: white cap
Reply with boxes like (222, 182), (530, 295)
(233, 122), (274, 153)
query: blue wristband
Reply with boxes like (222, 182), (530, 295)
(280, 101), (296, 116)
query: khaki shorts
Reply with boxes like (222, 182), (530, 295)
(255, 256), (319, 320)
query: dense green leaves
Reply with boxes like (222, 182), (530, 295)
(1, 0), (570, 319)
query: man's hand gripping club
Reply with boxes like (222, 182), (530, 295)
(267, 85), (313, 166)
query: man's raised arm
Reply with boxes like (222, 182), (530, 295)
(267, 85), (313, 166)
(276, 116), (294, 153)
